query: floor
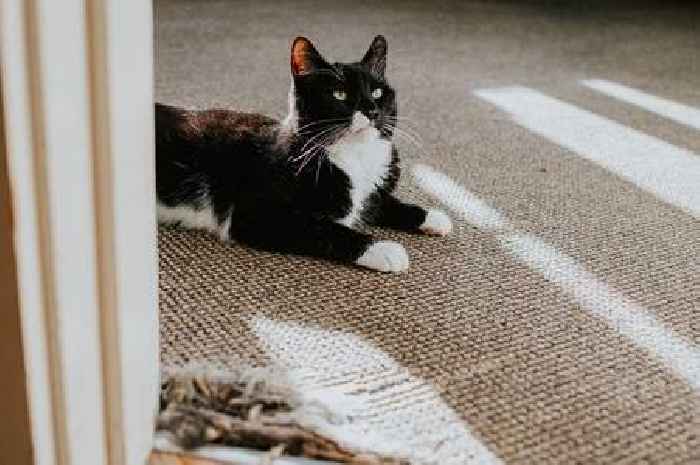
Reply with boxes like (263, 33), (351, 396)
(150, 451), (217, 465)
(155, 1), (700, 464)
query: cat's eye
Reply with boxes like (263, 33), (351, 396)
(333, 90), (347, 101)
(372, 88), (383, 99)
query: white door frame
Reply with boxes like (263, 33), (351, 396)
(0, 0), (158, 464)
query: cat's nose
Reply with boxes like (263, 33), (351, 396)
(366, 109), (380, 121)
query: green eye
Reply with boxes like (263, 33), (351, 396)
(372, 88), (383, 99)
(333, 90), (347, 101)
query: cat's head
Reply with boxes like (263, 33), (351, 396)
(285, 35), (397, 141)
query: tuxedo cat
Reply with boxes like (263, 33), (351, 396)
(156, 35), (452, 273)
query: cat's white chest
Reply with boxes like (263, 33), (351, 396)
(329, 130), (392, 228)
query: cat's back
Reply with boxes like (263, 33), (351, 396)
(155, 103), (289, 211)
(155, 102), (284, 191)
(155, 103), (279, 148)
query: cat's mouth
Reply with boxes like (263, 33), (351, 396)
(347, 125), (380, 139)
(349, 124), (372, 133)
(349, 112), (375, 133)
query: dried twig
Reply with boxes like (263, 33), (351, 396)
(158, 371), (409, 465)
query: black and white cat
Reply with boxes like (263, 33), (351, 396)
(156, 35), (452, 273)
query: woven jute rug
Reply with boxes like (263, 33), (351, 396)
(158, 174), (700, 464)
(156, 1), (700, 463)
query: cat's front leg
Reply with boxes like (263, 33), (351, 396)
(229, 208), (409, 273)
(372, 193), (452, 236)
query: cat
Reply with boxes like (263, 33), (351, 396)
(156, 35), (452, 273)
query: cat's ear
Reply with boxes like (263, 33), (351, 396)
(291, 37), (327, 76)
(361, 35), (387, 77)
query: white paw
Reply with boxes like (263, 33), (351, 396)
(356, 241), (409, 273)
(420, 209), (453, 236)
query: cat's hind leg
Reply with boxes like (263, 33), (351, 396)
(229, 208), (409, 273)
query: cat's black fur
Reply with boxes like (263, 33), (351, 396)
(156, 36), (449, 272)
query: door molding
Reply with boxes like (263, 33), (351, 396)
(0, 1), (158, 464)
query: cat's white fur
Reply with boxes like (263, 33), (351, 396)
(330, 112), (392, 228)
(421, 209), (453, 236)
(158, 201), (231, 242)
(280, 79), (298, 134)
(356, 241), (409, 273)
(327, 112), (410, 272)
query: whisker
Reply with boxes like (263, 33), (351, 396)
(383, 124), (430, 158)
(383, 123), (424, 150)
(292, 124), (347, 176)
(393, 127), (424, 147)
(295, 118), (349, 134)
(384, 116), (425, 143)
(290, 124), (344, 162)
(301, 125), (343, 153)
(316, 126), (348, 184)
(394, 129), (425, 152)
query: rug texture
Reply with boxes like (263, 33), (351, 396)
(156, 1), (700, 464)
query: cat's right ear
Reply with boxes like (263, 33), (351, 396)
(291, 37), (326, 77)
(362, 35), (387, 77)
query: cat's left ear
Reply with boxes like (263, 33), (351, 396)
(361, 35), (387, 77)
(291, 37), (328, 76)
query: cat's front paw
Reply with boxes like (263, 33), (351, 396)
(356, 241), (409, 273)
(420, 209), (453, 236)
